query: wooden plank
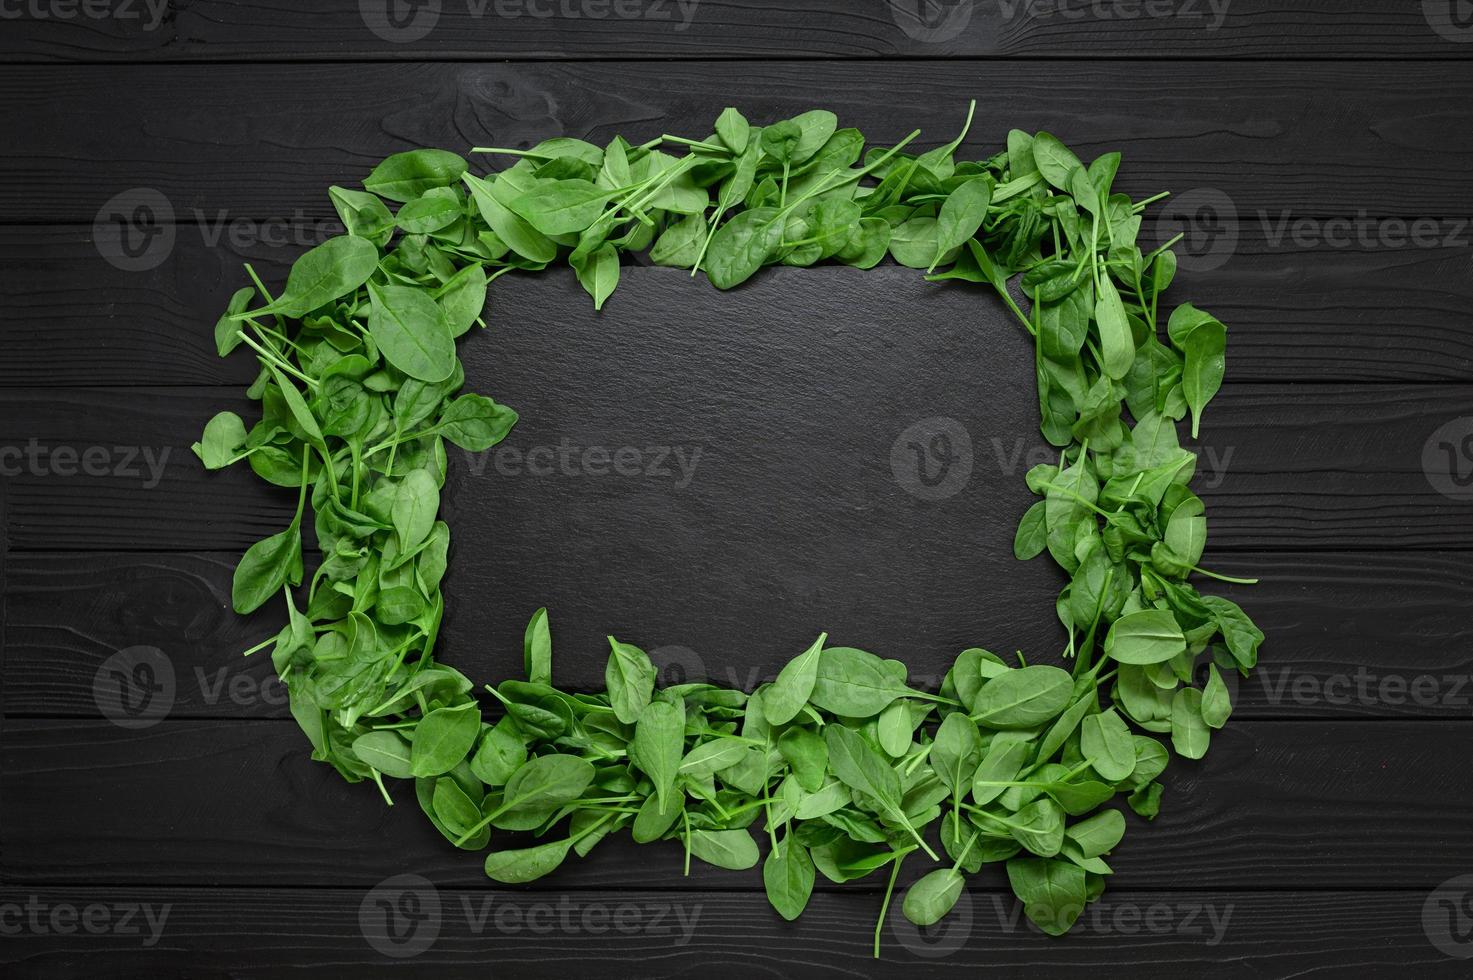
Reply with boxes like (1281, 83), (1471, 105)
(0, 885), (1444, 979)
(4, 62), (1473, 221)
(0, 0), (1458, 62)
(3, 718), (1467, 890)
(0, 290), (1470, 555)
(7, 224), (1473, 388)
(5, 550), (1470, 720)
(0, 375), (1467, 554)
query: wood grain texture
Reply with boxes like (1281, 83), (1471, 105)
(4, 718), (1468, 890)
(6, 226), (1473, 388)
(4, 5), (1472, 975)
(5, 551), (1471, 720)
(1, 290), (1469, 555)
(4, 61), (1473, 221)
(0, 0), (1462, 62)
(0, 886), (1453, 979)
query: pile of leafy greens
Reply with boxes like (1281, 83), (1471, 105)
(194, 103), (1262, 954)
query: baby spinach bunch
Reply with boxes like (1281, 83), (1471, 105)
(399, 616), (1226, 955)
(192, 104), (1263, 954)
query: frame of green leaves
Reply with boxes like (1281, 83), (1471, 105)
(194, 103), (1263, 956)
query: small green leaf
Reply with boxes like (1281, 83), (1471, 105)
(572, 241), (620, 310)
(1202, 664), (1233, 729)
(193, 411), (248, 469)
(1095, 275), (1134, 380)
(1171, 687), (1210, 759)
(367, 281), (456, 383)
(484, 838), (573, 884)
(267, 235), (380, 318)
(763, 837), (815, 921)
(231, 526), (302, 614)
(809, 647), (910, 718)
(605, 636), (657, 724)
(410, 703), (482, 778)
(436, 394), (518, 452)
(763, 632), (826, 725)
(352, 730), (414, 779)
(1105, 610), (1187, 665)
(688, 829), (760, 871)
(1079, 708), (1136, 782)
(931, 177), (992, 270)
(365, 149), (468, 203)
(903, 868), (965, 926)
(523, 608), (552, 686)
(971, 666), (1072, 730)
(630, 699), (684, 810)
(391, 468), (439, 554)
(1031, 132), (1084, 191)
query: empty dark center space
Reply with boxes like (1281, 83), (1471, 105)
(441, 267), (1068, 689)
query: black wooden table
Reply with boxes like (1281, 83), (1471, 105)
(3, 3), (1472, 976)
